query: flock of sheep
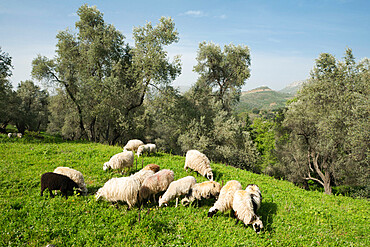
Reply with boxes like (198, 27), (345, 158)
(40, 139), (264, 233)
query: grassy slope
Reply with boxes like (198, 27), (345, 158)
(0, 135), (368, 246)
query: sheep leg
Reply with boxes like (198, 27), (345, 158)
(141, 158), (144, 169)
(235, 218), (239, 225)
(48, 188), (54, 198)
(61, 190), (68, 199)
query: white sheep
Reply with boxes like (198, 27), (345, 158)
(130, 169), (155, 186)
(208, 180), (242, 217)
(95, 176), (140, 209)
(137, 144), (157, 157)
(181, 181), (222, 206)
(7, 133), (22, 138)
(138, 169), (174, 204)
(53, 166), (88, 194)
(184, 150), (213, 181)
(103, 150), (134, 174)
(232, 184), (263, 234)
(245, 184), (262, 211)
(123, 139), (144, 152)
(159, 176), (197, 207)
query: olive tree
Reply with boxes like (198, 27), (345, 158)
(15, 80), (49, 133)
(32, 4), (181, 144)
(193, 42), (251, 111)
(0, 47), (17, 133)
(281, 49), (369, 194)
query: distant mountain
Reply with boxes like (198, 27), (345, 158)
(279, 80), (306, 95)
(235, 86), (293, 113)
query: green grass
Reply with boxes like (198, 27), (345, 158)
(0, 134), (369, 246)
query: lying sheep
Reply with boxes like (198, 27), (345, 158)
(103, 150), (134, 174)
(138, 169), (174, 205)
(130, 169), (155, 186)
(142, 163), (160, 173)
(208, 180), (242, 217)
(159, 176), (197, 207)
(41, 172), (79, 199)
(232, 184), (263, 234)
(53, 167), (88, 195)
(181, 181), (222, 206)
(123, 139), (144, 152)
(184, 150), (213, 181)
(137, 144), (157, 157)
(95, 177), (140, 209)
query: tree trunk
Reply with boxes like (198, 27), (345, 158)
(311, 153), (332, 195)
(323, 181), (332, 195)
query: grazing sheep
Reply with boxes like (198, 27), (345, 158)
(41, 172), (79, 199)
(142, 163), (160, 173)
(53, 167), (88, 195)
(184, 150), (213, 181)
(130, 169), (155, 186)
(245, 184), (262, 212)
(181, 181), (222, 206)
(159, 176), (197, 207)
(123, 139), (144, 152)
(232, 184), (263, 234)
(7, 133), (22, 138)
(95, 177), (140, 209)
(138, 169), (174, 204)
(103, 150), (134, 174)
(137, 144), (157, 157)
(208, 180), (242, 217)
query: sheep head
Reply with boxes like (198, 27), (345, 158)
(206, 169), (214, 181)
(252, 217), (263, 234)
(207, 207), (218, 217)
(103, 162), (110, 171)
(158, 196), (168, 207)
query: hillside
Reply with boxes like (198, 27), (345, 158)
(235, 86), (293, 113)
(0, 135), (369, 246)
(279, 80), (306, 95)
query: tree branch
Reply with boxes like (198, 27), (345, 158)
(304, 175), (325, 186)
(311, 152), (326, 182)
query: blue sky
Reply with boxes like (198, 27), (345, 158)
(1, 0), (369, 91)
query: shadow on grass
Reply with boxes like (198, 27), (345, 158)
(86, 186), (101, 196)
(212, 170), (224, 182)
(259, 201), (278, 233)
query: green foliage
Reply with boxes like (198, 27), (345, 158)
(15, 80), (49, 133)
(279, 48), (370, 194)
(32, 5), (181, 145)
(0, 47), (17, 133)
(0, 136), (369, 246)
(251, 117), (278, 171)
(193, 42), (251, 111)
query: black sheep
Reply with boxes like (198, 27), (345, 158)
(41, 172), (79, 199)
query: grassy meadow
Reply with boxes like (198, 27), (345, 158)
(0, 133), (369, 246)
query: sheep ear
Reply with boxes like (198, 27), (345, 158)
(159, 196), (162, 200)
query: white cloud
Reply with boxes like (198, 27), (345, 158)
(216, 14), (227, 19)
(180, 10), (206, 18)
